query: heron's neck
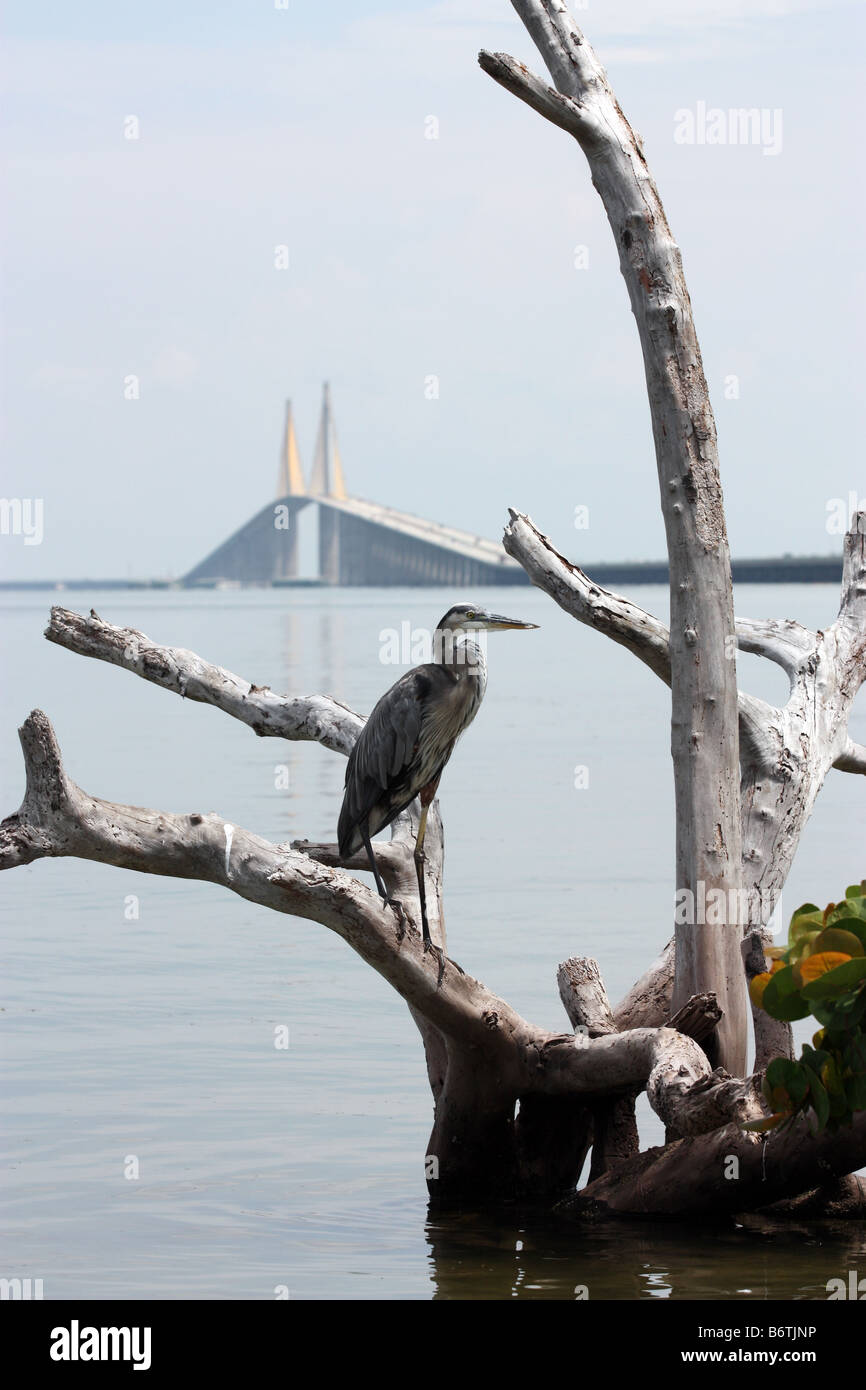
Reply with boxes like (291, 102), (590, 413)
(435, 631), (487, 682)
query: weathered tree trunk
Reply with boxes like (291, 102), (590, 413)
(480, 0), (746, 1075)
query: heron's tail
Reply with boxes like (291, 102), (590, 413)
(337, 805), (362, 861)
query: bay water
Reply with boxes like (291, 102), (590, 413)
(1, 584), (863, 1298)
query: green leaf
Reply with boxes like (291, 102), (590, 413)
(789, 909), (824, 943)
(765, 1058), (809, 1107)
(821, 1055), (845, 1098)
(830, 990), (866, 1017)
(810, 927), (865, 958)
(761, 965), (811, 1021)
(808, 1072), (831, 1131)
(809, 1000), (851, 1030)
(800, 1046), (831, 1076)
(791, 902), (822, 921)
(826, 902), (866, 934)
(787, 931), (821, 965)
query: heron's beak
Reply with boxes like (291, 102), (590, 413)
(483, 614), (539, 630)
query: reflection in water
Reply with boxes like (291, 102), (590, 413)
(273, 605), (348, 833)
(277, 609), (302, 833)
(425, 1205), (866, 1300)
(316, 608), (347, 807)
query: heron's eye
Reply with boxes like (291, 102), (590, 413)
(465, 610), (476, 619)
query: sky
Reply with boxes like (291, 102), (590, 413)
(1, 0), (863, 579)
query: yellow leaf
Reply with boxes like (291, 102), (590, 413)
(796, 951), (852, 985)
(741, 1113), (786, 1133)
(749, 973), (772, 1008)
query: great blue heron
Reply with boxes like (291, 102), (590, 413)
(338, 604), (538, 964)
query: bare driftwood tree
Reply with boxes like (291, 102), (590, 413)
(2, 1), (864, 1216)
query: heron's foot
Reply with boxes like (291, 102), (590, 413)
(388, 897), (408, 942)
(423, 936), (447, 987)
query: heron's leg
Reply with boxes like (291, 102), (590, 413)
(414, 804), (431, 947)
(360, 825), (388, 902)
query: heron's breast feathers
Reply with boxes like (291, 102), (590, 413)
(337, 662), (485, 853)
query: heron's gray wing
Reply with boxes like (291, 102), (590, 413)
(338, 665), (446, 855)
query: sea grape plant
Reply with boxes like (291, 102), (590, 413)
(748, 883), (866, 1133)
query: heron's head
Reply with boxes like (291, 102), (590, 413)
(435, 603), (539, 633)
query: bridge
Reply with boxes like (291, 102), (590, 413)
(183, 384), (526, 587)
(180, 384), (844, 591)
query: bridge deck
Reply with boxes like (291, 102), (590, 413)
(316, 495), (520, 571)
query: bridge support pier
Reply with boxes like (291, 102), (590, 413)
(274, 509), (301, 580)
(319, 505), (341, 584)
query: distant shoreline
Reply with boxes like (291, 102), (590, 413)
(0, 556), (844, 591)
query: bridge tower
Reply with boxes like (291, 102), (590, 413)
(277, 399), (307, 499)
(182, 384), (528, 588)
(275, 400), (307, 579)
(309, 382), (347, 583)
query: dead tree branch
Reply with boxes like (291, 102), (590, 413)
(45, 605), (362, 753)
